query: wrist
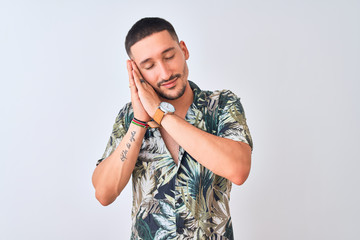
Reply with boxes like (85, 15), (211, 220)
(131, 118), (149, 129)
(133, 116), (150, 122)
(152, 102), (175, 125)
(151, 102), (161, 118)
(133, 113), (151, 122)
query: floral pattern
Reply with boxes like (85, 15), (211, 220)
(97, 81), (253, 239)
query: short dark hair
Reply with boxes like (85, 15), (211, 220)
(125, 17), (179, 57)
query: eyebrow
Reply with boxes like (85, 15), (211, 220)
(139, 47), (175, 66)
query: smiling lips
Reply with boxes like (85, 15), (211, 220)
(161, 77), (178, 89)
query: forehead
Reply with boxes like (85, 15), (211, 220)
(130, 30), (179, 62)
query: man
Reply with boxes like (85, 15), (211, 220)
(92, 17), (253, 239)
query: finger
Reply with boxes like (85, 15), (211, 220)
(126, 61), (139, 103)
(127, 60), (133, 79)
(131, 61), (147, 85)
(127, 60), (136, 88)
(131, 62), (142, 88)
(132, 69), (142, 90)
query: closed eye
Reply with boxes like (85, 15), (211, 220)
(145, 64), (154, 70)
(165, 54), (175, 60)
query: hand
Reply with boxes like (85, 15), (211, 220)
(131, 61), (161, 118)
(127, 60), (151, 122)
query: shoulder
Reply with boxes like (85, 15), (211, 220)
(206, 89), (241, 109)
(112, 102), (134, 133)
(115, 102), (133, 121)
(217, 89), (240, 104)
(190, 81), (242, 111)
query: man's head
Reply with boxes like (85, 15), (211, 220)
(125, 17), (179, 58)
(125, 18), (190, 101)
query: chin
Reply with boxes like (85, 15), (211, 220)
(158, 84), (187, 100)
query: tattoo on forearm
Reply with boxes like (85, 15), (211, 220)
(120, 149), (128, 161)
(120, 131), (137, 162)
(130, 131), (136, 142)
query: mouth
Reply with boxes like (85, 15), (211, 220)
(161, 77), (178, 89)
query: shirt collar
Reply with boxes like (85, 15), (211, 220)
(186, 81), (207, 130)
(189, 80), (207, 108)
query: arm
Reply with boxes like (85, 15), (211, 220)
(131, 61), (252, 185)
(161, 114), (252, 185)
(92, 60), (151, 206)
(92, 124), (146, 206)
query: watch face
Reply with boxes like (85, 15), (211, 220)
(160, 102), (175, 113)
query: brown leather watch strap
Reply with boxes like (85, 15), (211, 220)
(153, 108), (164, 125)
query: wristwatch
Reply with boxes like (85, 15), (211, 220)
(153, 102), (175, 125)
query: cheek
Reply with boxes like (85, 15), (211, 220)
(143, 71), (158, 85)
(178, 60), (187, 75)
(173, 57), (185, 72)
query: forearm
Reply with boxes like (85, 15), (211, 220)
(92, 124), (146, 205)
(161, 114), (252, 185)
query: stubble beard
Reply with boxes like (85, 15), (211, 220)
(155, 64), (188, 101)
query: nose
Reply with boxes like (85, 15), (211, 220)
(158, 61), (172, 80)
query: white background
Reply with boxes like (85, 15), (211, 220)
(1, 0), (359, 239)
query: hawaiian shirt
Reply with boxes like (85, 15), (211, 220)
(97, 81), (253, 240)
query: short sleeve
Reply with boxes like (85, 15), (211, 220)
(96, 103), (133, 166)
(217, 90), (253, 150)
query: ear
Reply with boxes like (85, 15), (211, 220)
(179, 41), (189, 60)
